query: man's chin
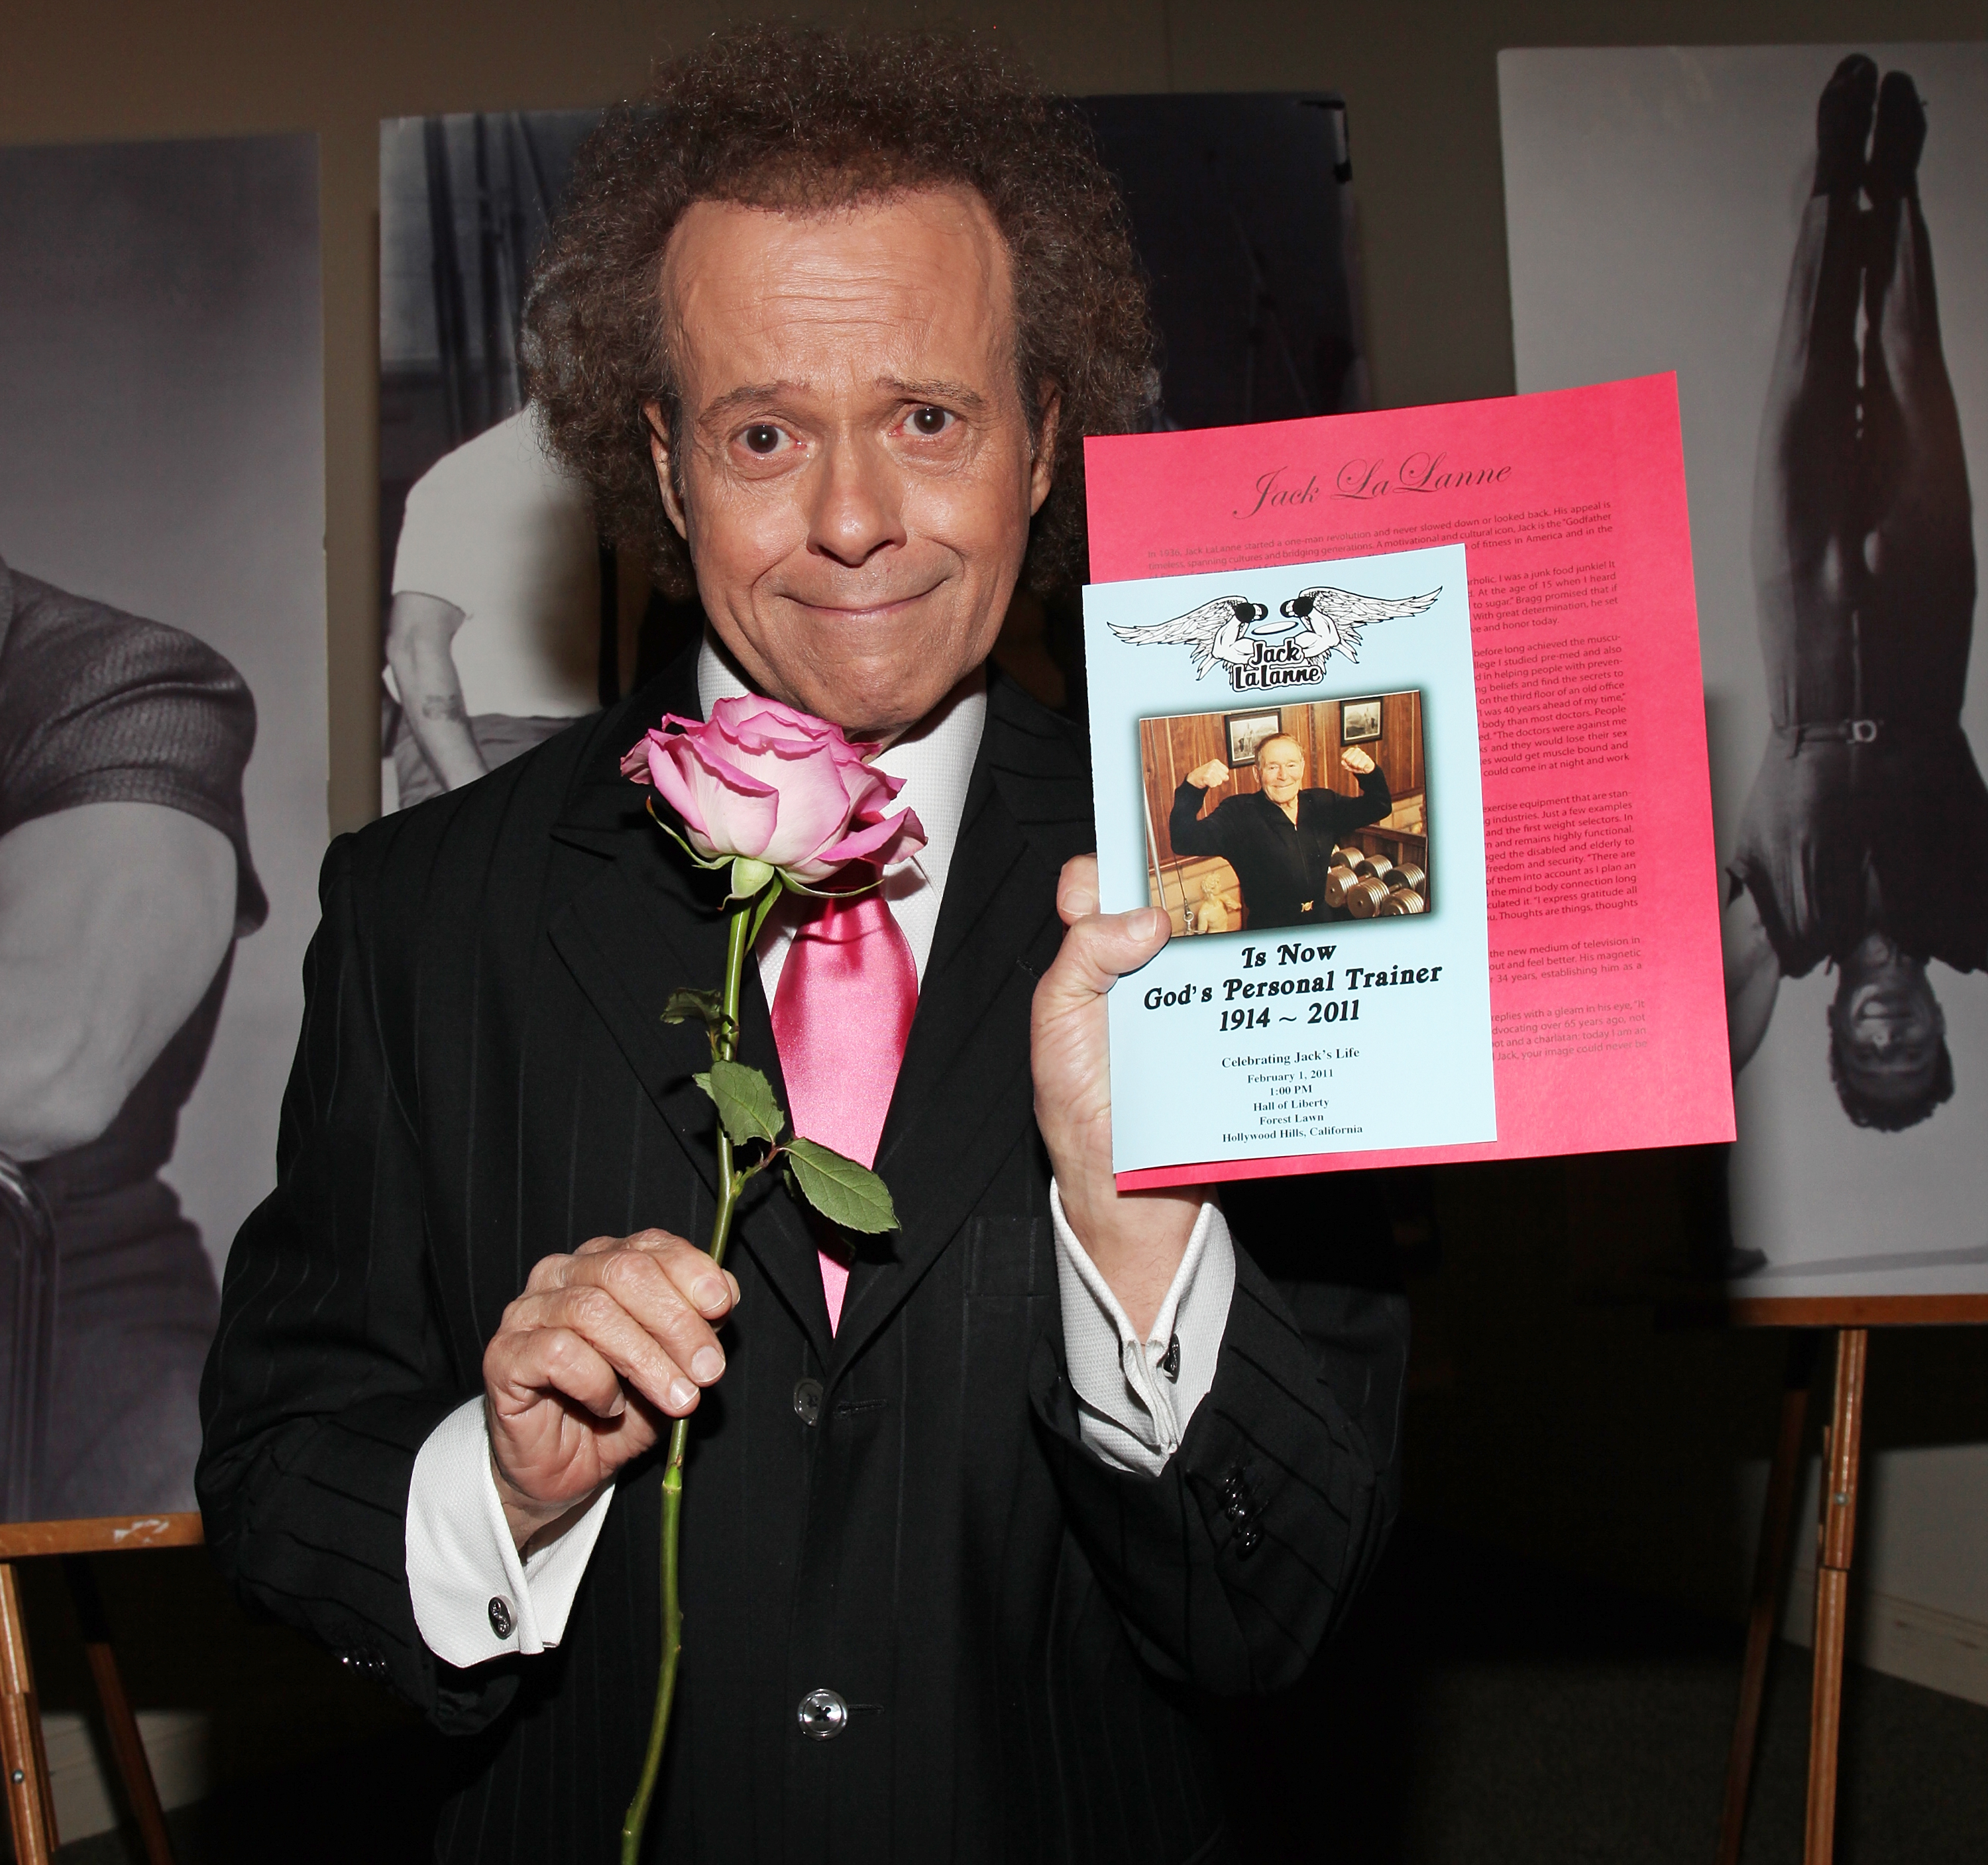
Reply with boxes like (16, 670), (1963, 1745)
(792, 665), (969, 740)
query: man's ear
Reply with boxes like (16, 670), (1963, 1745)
(643, 400), (690, 541)
(1028, 384), (1062, 515)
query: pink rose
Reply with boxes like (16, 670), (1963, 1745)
(622, 696), (926, 889)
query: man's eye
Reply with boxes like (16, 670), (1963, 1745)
(742, 424), (784, 454)
(908, 405), (953, 437)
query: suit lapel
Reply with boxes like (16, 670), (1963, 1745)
(545, 652), (834, 1357)
(828, 679), (1091, 1373)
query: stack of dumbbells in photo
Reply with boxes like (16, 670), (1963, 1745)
(1322, 847), (1427, 918)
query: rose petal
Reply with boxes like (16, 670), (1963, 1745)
(785, 806), (928, 882)
(839, 761), (904, 817)
(621, 716), (705, 782)
(712, 695), (834, 754)
(649, 736), (780, 862)
(753, 741), (867, 871)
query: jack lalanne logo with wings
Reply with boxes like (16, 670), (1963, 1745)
(1109, 585), (1442, 690)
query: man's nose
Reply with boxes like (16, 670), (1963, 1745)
(806, 433), (907, 567)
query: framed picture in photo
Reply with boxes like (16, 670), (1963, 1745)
(1224, 708), (1284, 766)
(1340, 696), (1383, 745)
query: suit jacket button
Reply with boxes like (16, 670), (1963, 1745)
(487, 1595), (515, 1638)
(793, 1378), (824, 1426)
(797, 1687), (848, 1739)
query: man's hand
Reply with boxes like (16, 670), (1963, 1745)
(482, 1230), (740, 1552)
(1186, 759), (1231, 790)
(1031, 857), (1202, 1338)
(1339, 745), (1376, 776)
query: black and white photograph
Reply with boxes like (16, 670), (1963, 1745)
(0, 134), (326, 1520)
(1502, 44), (1988, 1301)
(378, 111), (656, 812)
(1340, 696), (1384, 745)
(1223, 706), (1284, 766)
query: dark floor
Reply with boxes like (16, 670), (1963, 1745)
(44, 1524), (1988, 1864)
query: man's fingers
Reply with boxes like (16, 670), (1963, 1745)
(1056, 854), (1099, 926)
(572, 1226), (690, 1259)
(1052, 857), (1168, 994)
(488, 1324), (629, 1422)
(502, 1280), (714, 1416)
(565, 1234), (742, 1322)
(483, 1230), (747, 1525)
(1039, 902), (1170, 1007)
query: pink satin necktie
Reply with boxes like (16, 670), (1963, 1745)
(769, 887), (918, 1333)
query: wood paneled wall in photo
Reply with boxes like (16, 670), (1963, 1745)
(1140, 692), (1424, 872)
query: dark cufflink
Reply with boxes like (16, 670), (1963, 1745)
(1159, 1332), (1181, 1381)
(488, 1595), (516, 1639)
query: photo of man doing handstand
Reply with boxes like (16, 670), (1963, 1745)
(1724, 57), (1988, 1130)
(1172, 732), (1389, 931)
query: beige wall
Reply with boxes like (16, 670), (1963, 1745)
(9, 0), (1981, 833)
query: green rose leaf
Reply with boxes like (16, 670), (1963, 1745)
(786, 1136), (899, 1234)
(661, 987), (726, 1031)
(693, 1059), (785, 1149)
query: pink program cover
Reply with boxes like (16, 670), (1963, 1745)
(1086, 374), (1735, 1187)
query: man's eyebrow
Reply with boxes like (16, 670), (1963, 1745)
(695, 382), (796, 426)
(692, 378), (989, 425)
(881, 377), (988, 411)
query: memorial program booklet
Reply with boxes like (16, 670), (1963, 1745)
(1085, 545), (1497, 1176)
(1084, 374), (1735, 1188)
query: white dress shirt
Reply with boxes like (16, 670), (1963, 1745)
(405, 637), (1238, 1666)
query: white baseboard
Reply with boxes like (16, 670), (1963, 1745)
(1783, 1569), (1988, 1709)
(38, 1709), (210, 1845)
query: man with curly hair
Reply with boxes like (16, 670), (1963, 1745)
(201, 26), (1403, 1861)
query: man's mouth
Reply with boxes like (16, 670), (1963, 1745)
(782, 584), (943, 621)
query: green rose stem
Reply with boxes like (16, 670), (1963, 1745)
(621, 895), (757, 1865)
(612, 825), (896, 1861)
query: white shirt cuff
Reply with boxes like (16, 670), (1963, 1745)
(405, 1396), (616, 1667)
(1050, 1183), (1236, 1476)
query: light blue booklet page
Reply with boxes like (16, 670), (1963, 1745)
(1083, 543), (1496, 1178)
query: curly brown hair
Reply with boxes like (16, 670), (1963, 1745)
(523, 22), (1154, 598)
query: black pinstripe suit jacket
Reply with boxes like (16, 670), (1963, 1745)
(197, 650), (1406, 1864)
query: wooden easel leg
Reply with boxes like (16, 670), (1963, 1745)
(1717, 1328), (1820, 1865)
(1804, 1327), (1867, 1865)
(63, 1556), (176, 1864)
(0, 1560), (58, 1864)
